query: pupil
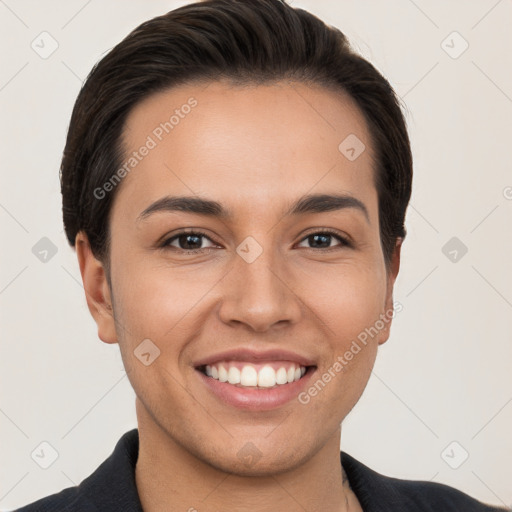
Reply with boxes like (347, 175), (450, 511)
(310, 234), (330, 248)
(181, 234), (201, 249)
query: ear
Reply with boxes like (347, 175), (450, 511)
(75, 231), (117, 344)
(378, 238), (403, 346)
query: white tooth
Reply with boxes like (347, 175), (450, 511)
(258, 366), (276, 387)
(240, 365), (258, 386)
(294, 367), (301, 381)
(228, 366), (241, 384)
(301, 366), (306, 377)
(276, 367), (288, 385)
(205, 365), (212, 377)
(211, 365), (219, 379)
(218, 364), (228, 382)
(287, 366), (295, 383)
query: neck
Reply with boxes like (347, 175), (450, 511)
(134, 401), (358, 512)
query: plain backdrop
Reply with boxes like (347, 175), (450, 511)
(1, 0), (511, 510)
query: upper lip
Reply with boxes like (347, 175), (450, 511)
(193, 348), (317, 368)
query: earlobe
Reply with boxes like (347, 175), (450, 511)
(75, 232), (118, 344)
(378, 238), (403, 346)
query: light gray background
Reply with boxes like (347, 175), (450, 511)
(1, 0), (511, 509)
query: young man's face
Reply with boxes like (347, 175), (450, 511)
(78, 80), (401, 475)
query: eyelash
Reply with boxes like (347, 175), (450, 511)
(160, 228), (352, 254)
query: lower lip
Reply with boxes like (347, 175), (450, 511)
(196, 367), (316, 411)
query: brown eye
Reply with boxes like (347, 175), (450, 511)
(297, 231), (351, 250)
(162, 230), (217, 252)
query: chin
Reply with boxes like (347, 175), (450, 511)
(205, 440), (313, 477)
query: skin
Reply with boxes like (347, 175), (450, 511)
(76, 80), (401, 512)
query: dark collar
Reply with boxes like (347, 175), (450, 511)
(75, 428), (144, 512)
(75, 429), (502, 512)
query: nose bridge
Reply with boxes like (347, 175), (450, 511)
(219, 234), (301, 330)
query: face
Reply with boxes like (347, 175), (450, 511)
(78, 80), (401, 475)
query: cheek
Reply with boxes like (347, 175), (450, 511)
(113, 252), (387, 343)
(298, 261), (387, 340)
(111, 257), (219, 340)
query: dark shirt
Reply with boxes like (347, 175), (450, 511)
(15, 428), (507, 511)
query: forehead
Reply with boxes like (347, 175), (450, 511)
(115, 80), (377, 221)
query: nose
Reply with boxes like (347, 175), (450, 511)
(217, 243), (302, 333)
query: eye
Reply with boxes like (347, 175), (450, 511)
(160, 228), (352, 254)
(296, 230), (351, 250)
(161, 230), (218, 253)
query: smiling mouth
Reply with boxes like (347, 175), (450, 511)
(197, 361), (315, 389)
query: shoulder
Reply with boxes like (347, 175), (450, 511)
(381, 474), (506, 512)
(14, 486), (97, 512)
(341, 451), (509, 512)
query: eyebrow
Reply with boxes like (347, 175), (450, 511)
(137, 193), (370, 224)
